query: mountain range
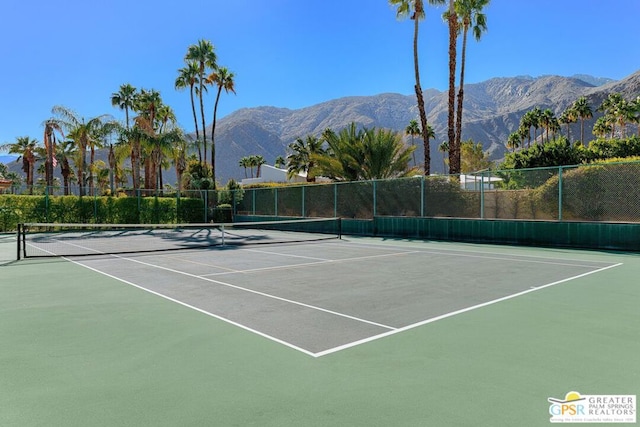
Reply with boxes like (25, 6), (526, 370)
(3, 71), (639, 185)
(203, 70), (639, 181)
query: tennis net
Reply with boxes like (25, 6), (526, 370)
(17, 218), (341, 259)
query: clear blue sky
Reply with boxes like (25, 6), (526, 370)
(1, 0), (639, 153)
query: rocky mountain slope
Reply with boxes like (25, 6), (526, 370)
(205, 70), (639, 181)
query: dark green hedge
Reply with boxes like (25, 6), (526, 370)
(0, 195), (206, 232)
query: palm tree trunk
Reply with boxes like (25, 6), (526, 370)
(412, 2), (430, 175)
(455, 26), (469, 164)
(190, 84), (201, 163)
(211, 87), (223, 187)
(447, 5), (459, 175)
(199, 73), (207, 168)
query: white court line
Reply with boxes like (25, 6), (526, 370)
(313, 262), (623, 357)
(73, 248), (396, 331)
(64, 260), (319, 357)
(28, 237), (623, 358)
(340, 239), (615, 269)
(199, 250), (421, 277)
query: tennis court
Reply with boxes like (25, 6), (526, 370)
(1, 225), (638, 426)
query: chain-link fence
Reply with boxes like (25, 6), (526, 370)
(2, 161), (639, 232)
(236, 161), (640, 223)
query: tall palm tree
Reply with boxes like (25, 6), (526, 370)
(185, 40), (217, 167)
(254, 155), (266, 178)
(56, 139), (76, 195)
(110, 83), (137, 129)
(506, 132), (520, 153)
(573, 96), (593, 145)
(239, 156), (251, 178)
(390, 0), (445, 176)
(559, 106), (578, 142)
(42, 118), (65, 189)
(405, 119), (421, 166)
(207, 66), (236, 184)
(175, 61), (202, 162)
(1, 136), (38, 194)
(454, 0), (489, 167)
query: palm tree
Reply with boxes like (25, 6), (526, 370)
(274, 155), (286, 169)
(438, 140), (449, 172)
(111, 83), (137, 129)
(254, 155), (266, 178)
(1, 136), (38, 194)
(172, 139), (188, 193)
(56, 139), (76, 195)
(51, 106), (114, 196)
(42, 118), (65, 189)
(390, 0), (445, 176)
(592, 116), (612, 139)
(287, 135), (325, 182)
(314, 124), (417, 181)
(573, 96), (593, 145)
(454, 0), (488, 173)
(506, 132), (520, 153)
(175, 61), (202, 162)
(239, 156), (251, 178)
(559, 106), (578, 142)
(405, 119), (421, 166)
(185, 39), (217, 167)
(540, 109), (555, 143)
(207, 66), (236, 184)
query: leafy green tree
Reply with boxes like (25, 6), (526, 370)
(207, 66), (236, 183)
(454, 0), (489, 172)
(460, 140), (493, 173)
(390, 0), (445, 175)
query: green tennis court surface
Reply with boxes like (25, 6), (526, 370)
(1, 234), (638, 426)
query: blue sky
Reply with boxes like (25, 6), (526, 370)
(1, 0), (639, 154)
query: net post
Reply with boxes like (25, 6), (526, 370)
(16, 223), (21, 261)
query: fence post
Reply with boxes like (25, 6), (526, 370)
(558, 166), (563, 221)
(480, 172), (485, 219)
(420, 175), (425, 217)
(334, 183), (337, 218)
(373, 180), (377, 218)
(275, 187), (278, 217)
(301, 186), (305, 218)
(45, 186), (50, 222)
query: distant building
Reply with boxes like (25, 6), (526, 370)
(241, 165), (307, 185)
